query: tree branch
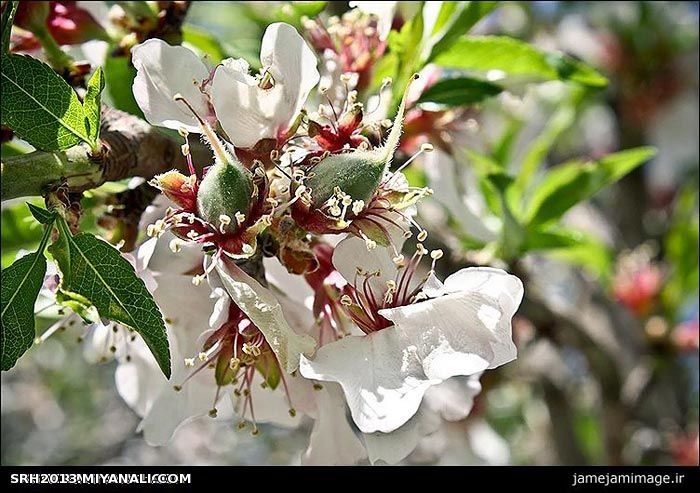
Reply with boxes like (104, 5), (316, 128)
(1, 106), (212, 202)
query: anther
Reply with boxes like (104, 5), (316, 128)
(169, 239), (183, 253)
(430, 249), (443, 260)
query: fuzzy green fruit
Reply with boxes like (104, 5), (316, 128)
(306, 74), (418, 209)
(197, 161), (253, 233)
(307, 151), (386, 207)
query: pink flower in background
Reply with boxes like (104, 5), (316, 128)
(672, 319), (700, 352)
(613, 249), (664, 317)
(670, 431), (699, 466)
(13, 1), (108, 45)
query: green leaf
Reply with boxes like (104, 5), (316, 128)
(416, 76), (502, 108)
(388, 6), (424, 110)
(183, 24), (227, 63)
(433, 36), (607, 87)
(491, 119), (523, 168)
(1, 54), (92, 151)
(1, 199), (44, 269)
(661, 186), (699, 317)
(271, 1), (327, 27)
(525, 147), (657, 226)
(1, 217), (53, 370)
(464, 149), (503, 215)
(486, 172), (524, 260)
(83, 67), (105, 144)
(427, 1), (498, 61)
(513, 101), (578, 193)
(53, 218), (171, 377)
(545, 52), (608, 88)
(1, 0), (17, 53)
(27, 203), (55, 225)
(288, 1), (327, 17)
(522, 227), (612, 280)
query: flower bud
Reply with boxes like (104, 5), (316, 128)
(14, 2), (50, 34)
(151, 170), (197, 211)
(15, 1), (108, 45)
(337, 103), (363, 135)
(48, 2), (109, 44)
(197, 160), (254, 234)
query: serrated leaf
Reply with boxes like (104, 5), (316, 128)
(83, 67), (105, 143)
(53, 218), (171, 377)
(525, 147), (657, 226)
(433, 36), (607, 87)
(27, 203), (55, 225)
(417, 76), (502, 107)
(1, 219), (53, 370)
(1, 0), (17, 53)
(1, 54), (92, 150)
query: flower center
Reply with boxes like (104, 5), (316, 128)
(173, 303), (296, 435)
(338, 244), (442, 334)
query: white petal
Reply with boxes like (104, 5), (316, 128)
(259, 22), (319, 127)
(443, 267), (524, 302)
(82, 323), (117, 364)
(350, 1), (397, 40)
(114, 339), (165, 417)
(301, 268), (522, 433)
(300, 329), (438, 433)
(363, 408), (441, 464)
(423, 374), (482, 422)
(240, 372), (309, 428)
(423, 149), (498, 243)
(134, 237), (158, 273)
(379, 287), (520, 378)
(332, 235), (398, 293)
(467, 419), (511, 465)
(212, 23), (318, 148)
(132, 39), (211, 133)
(139, 374), (232, 446)
(208, 288), (230, 329)
(263, 256), (314, 306)
(215, 262), (316, 373)
(117, 273), (233, 445)
(138, 196), (203, 275)
(303, 383), (367, 465)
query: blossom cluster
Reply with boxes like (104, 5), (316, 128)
(48, 4), (523, 465)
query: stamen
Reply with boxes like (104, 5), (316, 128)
(169, 238), (183, 253)
(173, 93), (231, 167)
(383, 141), (435, 188)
